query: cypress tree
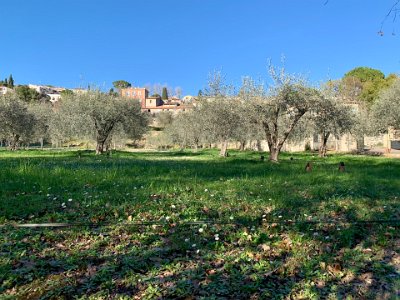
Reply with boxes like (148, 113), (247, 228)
(8, 75), (14, 88)
(4, 78), (8, 87)
(162, 87), (168, 100)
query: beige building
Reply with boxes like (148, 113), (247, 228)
(0, 86), (13, 95)
(120, 86), (193, 114)
(120, 87), (149, 107)
(70, 88), (88, 94)
(28, 84), (68, 103)
(48, 93), (62, 103)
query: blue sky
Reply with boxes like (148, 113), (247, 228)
(1, 0), (399, 95)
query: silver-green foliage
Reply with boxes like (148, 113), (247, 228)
(0, 93), (37, 149)
(49, 91), (149, 153)
(312, 85), (355, 156)
(167, 111), (204, 150)
(244, 65), (321, 161)
(372, 78), (400, 131)
(28, 102), (53, 146)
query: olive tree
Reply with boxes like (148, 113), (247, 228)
(312, 90), (355, 157)
(237, 77), (266, 151)
(0, 93), (36, 150)
(246, 64), (321, 162)
(28, 102), (53, 148)
(196, 70), (242, 157)
(198, 98), (242, 157)
(372, 78), (400, 131)
(49, 91), (149, 154)
(167, 96), (241, 156)
(155, 111), (174, 128)
(167, 110), (205, 151)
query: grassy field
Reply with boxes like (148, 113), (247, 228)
(0, 149), (399, 299)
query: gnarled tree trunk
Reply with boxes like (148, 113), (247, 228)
(193, 138), (199, 152)
(356, 135), (364, 151)
(219, 140), (228, 157)
(319, 132), (330, 157)
(94, 119), (116, 155)
(239, 140), (246, 151)
(256, 140), (262, 152)
(95, 132), (109, 155)
(9, 134), (20, 151)
(269, 146), (279, 162)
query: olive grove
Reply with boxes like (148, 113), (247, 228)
(0, 94), (37, 150)
(49, 91), (149, 154)
(372, 78), (400, 131)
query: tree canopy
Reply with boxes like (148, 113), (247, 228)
(0, 93), (37, 150)
(372, 78), (400, 131)
(342, 67), (397, 105)
(15, 85), (48, 103)
(49, 91), (149, 154)
(344, 67), (384, 83)
(112, 80), (131, 90)
(0, 74), (14, 88)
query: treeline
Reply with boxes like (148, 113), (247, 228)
(0, 91), (149, 153)
(153, 65), (399, 162)
(0, 74), (14, 88)
(1, 65), (398, 161)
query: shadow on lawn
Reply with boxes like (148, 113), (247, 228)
(0, 151), (399, 298)
(2, 204), (399, 299)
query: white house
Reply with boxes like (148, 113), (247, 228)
(0, 86), (13, 95)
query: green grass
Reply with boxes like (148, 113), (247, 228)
(0, 149), (399, 299)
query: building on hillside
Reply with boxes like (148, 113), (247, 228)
(70, 88), (88, 94)
(0, 86), (14, 95)
(121, 87), (193, 114)
(48, 93), (62, 103)
(52, 87), (67, 93)
(182, 95), (196, 103)
(143, 95), (192, 114)
(28, 84), (68, 103)
(28, 84), (65, 94)
(120, 87), (149, 107)
(145, 96), (163, 107)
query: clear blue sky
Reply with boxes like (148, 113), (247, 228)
(1, 0), (399, 95)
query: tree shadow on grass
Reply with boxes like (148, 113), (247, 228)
(0, 150), (399, 298)
(1, 203), (398, 299)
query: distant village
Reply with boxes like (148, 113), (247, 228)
(120, 86), (195, 114)
(0, 80), (196, 114)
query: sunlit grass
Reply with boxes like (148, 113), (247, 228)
(0, 149), (399, 299)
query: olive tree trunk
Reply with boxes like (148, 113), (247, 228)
(95, 137), (107, 154)
(239, 140), (246, 151)
(219, 140), (228, 157)
(319, 132), (330, 157)
(356, 135), (364, 151)
(9, 134), (20, 151)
